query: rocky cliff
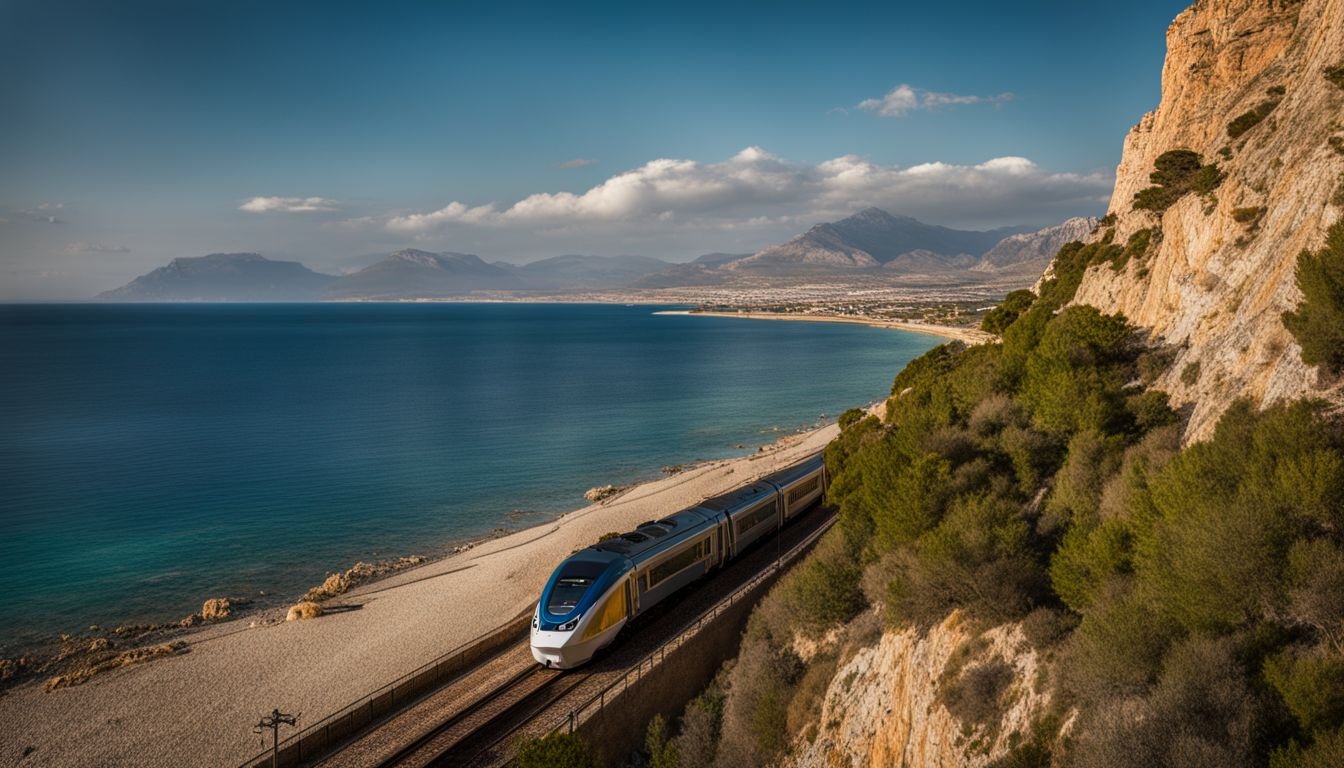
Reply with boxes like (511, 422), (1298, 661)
(1066, 0), (1344, 439)
(783, 612), (1050, 768)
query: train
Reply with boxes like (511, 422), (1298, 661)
(529, 453), (828, 669)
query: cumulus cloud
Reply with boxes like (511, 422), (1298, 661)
(381, 146), (1109, 237)
(858, 84), (1014, 117)
(556, 158), (598, 169)
(63, 241), (131, 254)
(239, 196), (340, 213)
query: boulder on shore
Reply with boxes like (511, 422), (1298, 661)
(584, 484), (622, 503)
(286, 602), (323, 622)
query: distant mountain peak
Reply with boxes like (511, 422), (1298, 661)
(725, 208), (1028, 276)
(99, 253), (334, 301)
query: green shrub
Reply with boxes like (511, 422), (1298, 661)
(1282, 221), (1344, 376)
(669, 684), (723, 767)
(837, 407), (867, 431)
(1265, 646), (1344, 734)
(714, 634), (802, 763)
(645, 714), (679, 768)
(514, 732), (595, 768)
(1060, 581), (1178, 701)
(1124, 390), (1179, 433)
(1068, 635), (1263, 768)
(1111, 228), (1153, 271)
(1136, 400), (1344, 633)
(1051, 521), (1132, 614)
(1020, 306), (1139, 435)
(1271, 726), (1344, 768)
(1132, 150), (1224, 214)
(1284, 539), (1344, 645)
(1041, 430), (1126, 534)
(886, 494), (1046, 625)
(779, 527), (867, 631)
(982, 289), (1037, 334)
(1227, 99), (1280, 139)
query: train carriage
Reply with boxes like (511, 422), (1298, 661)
(530, 453), (827, 669)
(763, 454), (827, 521)
(697, 481), (780, 559)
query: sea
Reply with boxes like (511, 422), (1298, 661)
(0, 303), (937, 651)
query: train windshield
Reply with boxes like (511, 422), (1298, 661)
(547, 561), (607, 615)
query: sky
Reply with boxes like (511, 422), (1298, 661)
(0, 0), (1191, 299)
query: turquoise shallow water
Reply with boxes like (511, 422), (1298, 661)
(0, 303), (936, 650)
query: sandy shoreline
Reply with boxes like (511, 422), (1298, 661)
(0, 414), (867, 767)
(664, 309), (993, 345)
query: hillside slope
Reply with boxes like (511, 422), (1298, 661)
(1064, 0), (1344, 438)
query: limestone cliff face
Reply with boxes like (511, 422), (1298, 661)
(783, 612), (1049, 768)
(1070, 0), (1344, 439)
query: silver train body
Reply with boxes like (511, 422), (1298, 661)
(530, 453), (828, 669)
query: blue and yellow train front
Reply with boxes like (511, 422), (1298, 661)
(530, 550), (633, 669)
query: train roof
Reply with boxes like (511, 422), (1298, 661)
(586, 507), (717, 560)
(698, 481), (776, 515)
(761, 453), (824, 488)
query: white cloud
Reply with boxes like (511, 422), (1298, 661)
(63, 241), (132, 254)
(858, 84), (1014, 117)
(556, 158), (598, 169)
(380, 147), (1109, 237)
(239, 196), (340, 213)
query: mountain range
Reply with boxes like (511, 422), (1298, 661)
(97, 209), (1088, 300)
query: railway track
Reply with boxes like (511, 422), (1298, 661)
(372, 665), (590, 768)
(321, 505), (835, 768)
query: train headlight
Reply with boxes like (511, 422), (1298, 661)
(558, 617), (580, 632)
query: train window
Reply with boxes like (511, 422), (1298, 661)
(646, 540), (709, 588)
(735, 500), (777, 534)
(786, 477), (821, 505)
(546, 561), (605, 614)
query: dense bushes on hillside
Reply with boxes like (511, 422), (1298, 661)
(638, 224), (1344, 768)
(1282, 220), (1344, 376)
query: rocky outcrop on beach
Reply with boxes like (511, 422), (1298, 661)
(1059, 0), (1344, 439)
(584, 484), (624, 503)
(302, 555), (426, 602)
(286, 602), (323, 622)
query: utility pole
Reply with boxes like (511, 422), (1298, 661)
(253, 708), (299, 768)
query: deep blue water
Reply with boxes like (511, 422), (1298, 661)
(0, 303), (935, 650)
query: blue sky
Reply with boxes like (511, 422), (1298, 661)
(1, 0), (1190, 298)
